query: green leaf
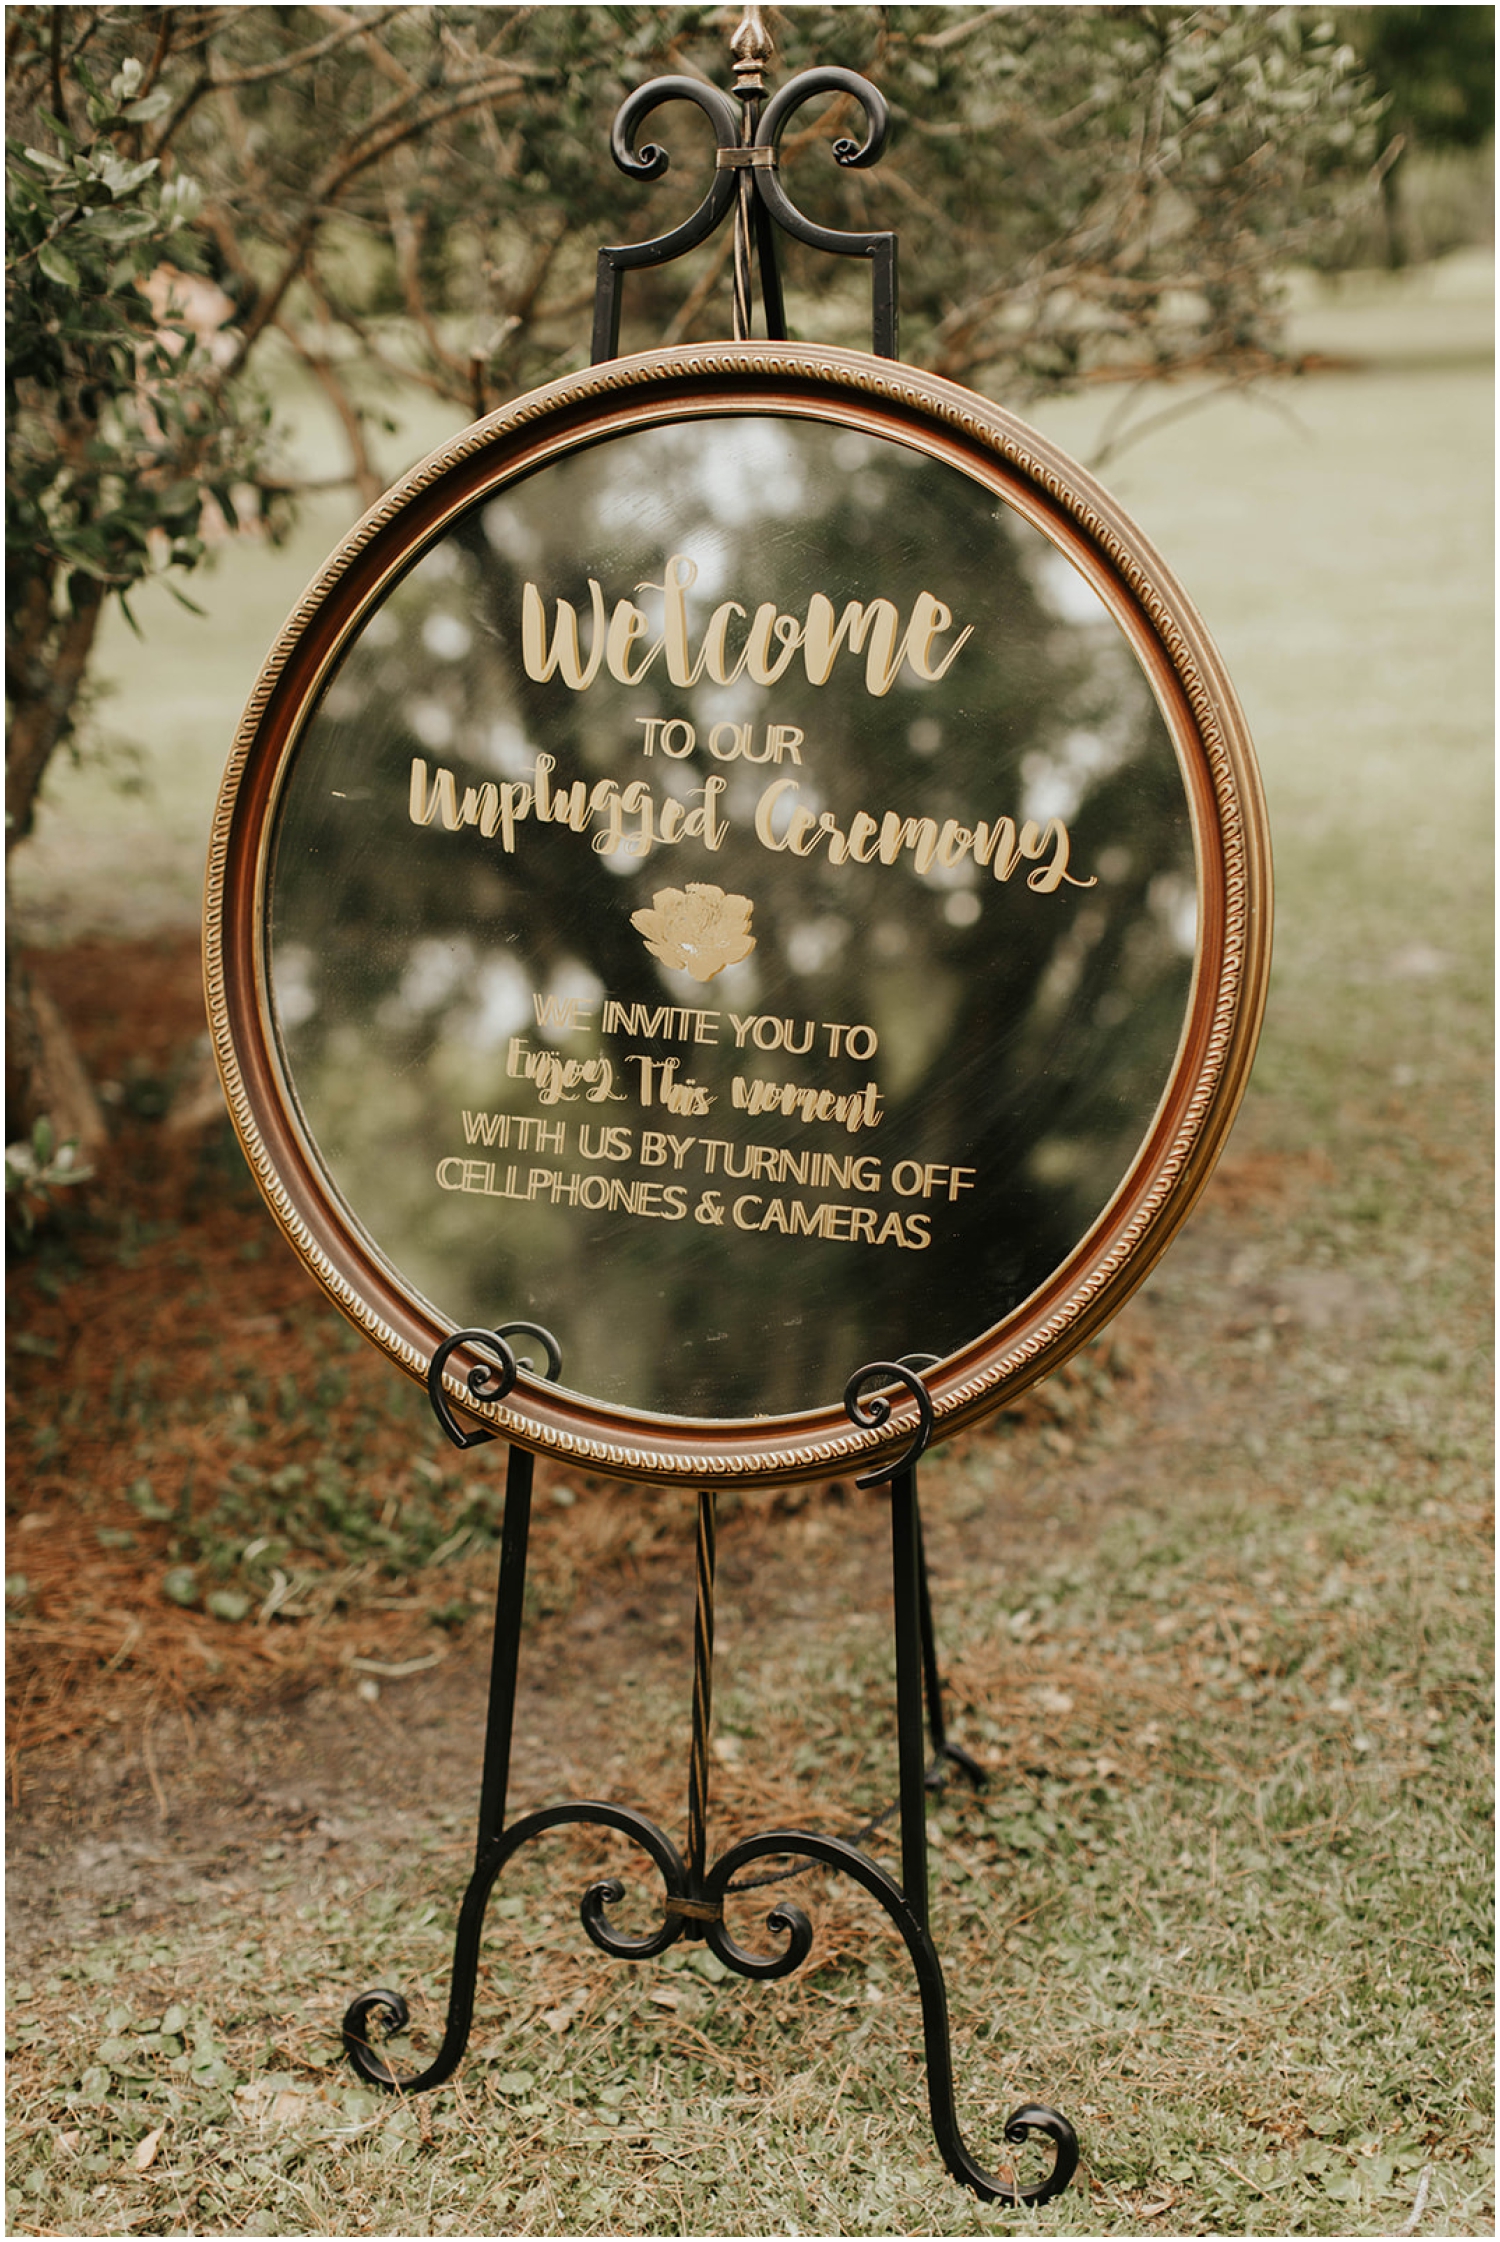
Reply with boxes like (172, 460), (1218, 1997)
(123, 89), (174, 124)
(34, 108), (75, 149)
(206, 1589), (252, 1623)
(105, 157), (160, 201)
(88, 208), (160, 244)
(36, 241), (80, 290)
(161, 1566), (200, 1608)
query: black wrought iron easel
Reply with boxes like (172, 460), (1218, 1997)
(342, 13), (1078, 2209)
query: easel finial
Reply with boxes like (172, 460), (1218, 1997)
(731, 4), (773, 99)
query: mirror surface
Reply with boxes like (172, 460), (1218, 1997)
(268, 414), (1197, 1418)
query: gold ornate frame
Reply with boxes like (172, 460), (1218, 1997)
(206, 342), (1272, 1485)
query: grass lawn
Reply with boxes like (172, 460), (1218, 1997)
(6, 255), (1492, 2236)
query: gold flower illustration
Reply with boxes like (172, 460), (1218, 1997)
(631, 883), (756, 983)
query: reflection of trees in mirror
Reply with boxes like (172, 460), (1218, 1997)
(270, 420), (1194, 1419)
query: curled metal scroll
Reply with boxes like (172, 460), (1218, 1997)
(754, 67), (891, 245)
(593, 63), (896, 359)
(344, 1802), (1075, 2205)
(707, 1890), (815, 1982)
(425, 1319), (562, 1450)
(605, 78), (740, 263)
(758, 64), (888, 169)
(345, 1800), (687, 2093)
(702, 1827), (1075, 2205)
(844, 1359), (936, 1487)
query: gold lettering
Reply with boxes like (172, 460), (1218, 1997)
(801, 593), (896, 691)
(1022, 816), (1097, 892)
(656, 554), (705, 687)
(845, 810), (881, 864)
(701, 600), (749, 684)
(518, 557), (972, 697)
(498, 782), (532, 852)
(604, 598), (662, 685)
(520, 577), (607, 687)
(877, 811), (940, 873)
(902, 591), (974, 681)
(409, 758), (460, 831)
(728, 1075), (884, 1134)
(754, 777), (801, 854)
(744, 604), (804, 686)
(973, 817), (1024, 880)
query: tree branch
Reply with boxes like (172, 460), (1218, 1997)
(5, 575), (105, 857)
(275, 309), (385, 510)
(216, 70), (530, 386)
(385, 174), (469, 382)
(203, 7), (410, 92)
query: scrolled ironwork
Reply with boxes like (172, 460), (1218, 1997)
(608, 75), (741, 187)
(700, 1827), (1077, 2206)
(757, 65), (889, 175)
(345, 1803), (1075, 2204)
(706, 1892), (814, 1982)
(1001, 2106), (1083, 2206)
(495, 1319), (564, 1382)
(581, 1876), (678, 1960)
(593, 78), (741, 361)
(346, 1330), (1077, 2203)
(426, 1326), (516, 1449)
(344, 1800), (688, 2091)
(343, 22), (1078, 2199)
(425, 1319), (561, 1449)
(744, 64), (895, 356)
(843, 1359), (936, 1487)
(342, 1986), (410, 2072)
(594, 57), (895, 358)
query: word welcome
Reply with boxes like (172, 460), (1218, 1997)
(521, 553), (972, 699)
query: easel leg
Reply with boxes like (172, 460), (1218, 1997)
(476, 1442), (534, 1853)
(890, 1465), (932, 1931)
(684, 1490), (716, 1904)
(344, 1440), (536, 2089)
(342, 1343), (1079, 2206)
(913, 1493), (988, 1790)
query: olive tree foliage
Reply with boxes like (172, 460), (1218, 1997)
(4, 6), (1375, 1146)
(6, 6), (1378, 842)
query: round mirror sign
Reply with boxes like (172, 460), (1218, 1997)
(207, 343), (1270, 1485)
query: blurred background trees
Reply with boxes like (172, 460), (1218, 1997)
(4, 3), (1491, 1149)
(1339, 5), (1494, 266)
